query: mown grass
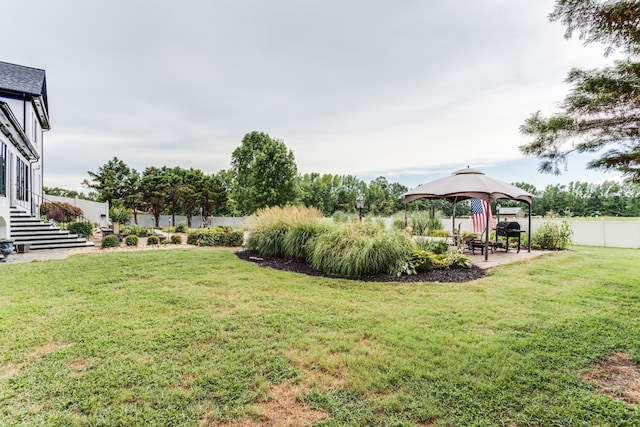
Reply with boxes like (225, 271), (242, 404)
(1, 246), (640, 426)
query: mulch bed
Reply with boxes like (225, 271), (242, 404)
(235, 251), (486, 283)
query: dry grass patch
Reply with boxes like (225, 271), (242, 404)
(201, 380), (327, 427)
(2, 341), (71, 378)
(581, 352), (640, 404)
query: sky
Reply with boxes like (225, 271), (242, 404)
(2, 0), (626, 194)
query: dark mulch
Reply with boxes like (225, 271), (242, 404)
(235, 251), (486, 283)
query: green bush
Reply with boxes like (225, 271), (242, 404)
(67, 222), (93, 238)
(411, 211), (430, 236)
(124, 235), (139, 247)
(405, 250), (472, 273)
(124, 225), (151, 236)
(392, 219), (406, 230)
(446, 252), (473, 269)
(175, 222), (188, 233)
(247, 222), (289, 257)
(410, 250), (435, 272)
(187, 229), (243, 247)
(101, 235), (120, 248)
(282, 221), (329, 262)
(147, 235), (160, 245)
(416, 239), (449, 255)
(109, 206), (132, 224)
(311, 222), (413, 278)
(245, 206), (324, 257)
(170, 234), (182, 244)
(531, 221), (573, 250)
(426, 229), (449, 238)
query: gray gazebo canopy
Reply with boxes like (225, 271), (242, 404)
(403, 167), (534, 261)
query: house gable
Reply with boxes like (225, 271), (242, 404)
(0, 61), (50, 130)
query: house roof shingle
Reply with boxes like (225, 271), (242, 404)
(0, 61), (46, 96)
(0, 61), (50, 129)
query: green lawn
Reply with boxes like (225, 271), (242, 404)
(1, 247), (639, 426)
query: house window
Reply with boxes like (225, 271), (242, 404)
(0, 142), (6, 197)
(16, 157), (29, 202)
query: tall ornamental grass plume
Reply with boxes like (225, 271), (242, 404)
(282, 221), (330, 262)
(311, 221), (414, 278)
(411, 211), (430, 236)
(244, 206), (325, 258)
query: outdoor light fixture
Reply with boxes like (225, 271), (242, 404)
(356, 196), (364, 222)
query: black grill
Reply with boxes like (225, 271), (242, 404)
(495, 221), (525, 252)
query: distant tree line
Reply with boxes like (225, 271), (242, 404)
(76, 131), (640, 224)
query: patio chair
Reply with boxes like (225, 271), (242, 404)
(466, 229), (497, 255)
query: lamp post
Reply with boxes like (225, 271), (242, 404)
(356, 196), (364, 222)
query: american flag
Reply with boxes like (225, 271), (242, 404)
(471, 199), (494, 234)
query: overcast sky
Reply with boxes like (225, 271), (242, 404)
(3, 0), (623, 192)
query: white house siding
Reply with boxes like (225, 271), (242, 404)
(0, 99), (44, 217)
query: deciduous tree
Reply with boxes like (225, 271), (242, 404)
(231, 131), (298, 214)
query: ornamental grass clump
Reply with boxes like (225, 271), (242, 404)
(244, 206), (324, 258)
(311, 221), (414, 278)
(282, 221), (330, 262)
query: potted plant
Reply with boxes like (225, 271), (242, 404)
(0, 238), (15, 263)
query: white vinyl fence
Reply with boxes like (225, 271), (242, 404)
(128, 214), (245, 230)
(439, 217), (640, 249)
(45, 195), (109, 227)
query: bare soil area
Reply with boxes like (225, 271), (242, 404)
(581, 353), (640, 404)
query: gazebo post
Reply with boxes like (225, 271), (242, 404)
(452, 198), (457, 238)
(484, 197), (490, 261)
(528, 202), (532, 253)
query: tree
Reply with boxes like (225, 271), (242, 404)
(231, 131), (298, 214)
(43, 186), (97, 201)
(165, 166), (186, 227)
(83, 157), (133, 206)
(122, 169), (143, 225)
(201, 173), (228, 219)
(520, 1), (640, 183)
(140, 166), (170, 228)
(180, 168), (205, 227)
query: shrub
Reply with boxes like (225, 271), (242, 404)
(392, 219), (406, 230)
(101, 235), (120, 248)
(125, 235), (139, 247)
(411, 211), (430, 236)
(67, 222), (93, 238)
(427, 216), (444, 232)
(432, 254), (452, 269)
(426, 229), (449, 238)
(244, 206), (324, 258)
(170, 234), (182, 244)
(446, 253), (473, 269)
(282, 221), (329, 262)
(187, 229), (243, 247)
(332, 211), (356, 223)
(531, 221), (573, 250)
(109, 206), (132, 224)
(416, 239), (449, 255)
(40, 202), (83, 222)
(410, 250), (435, 272)
(147, 235), (160, 245)
(175, 222), (188, 233)
(311, 222), (413, 278)
(123, 225), (150, 236)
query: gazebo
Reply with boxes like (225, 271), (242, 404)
(403, 167), (534, 261)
